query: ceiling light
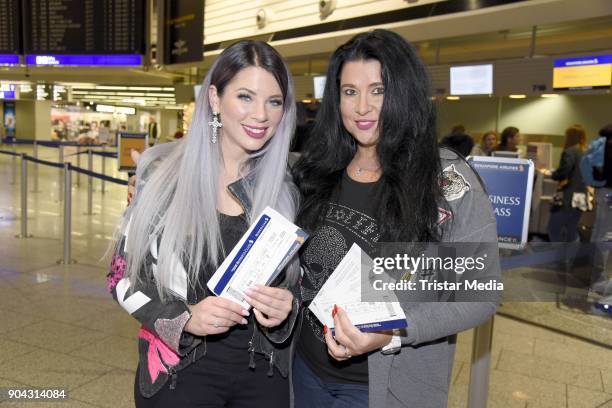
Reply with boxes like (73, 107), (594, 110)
(95, 85), (128, 90)
(446, 96), (460, 100)
(509, 94), (527, 99)
(541, 94), (559, 98)
(127, 86), (163, 91)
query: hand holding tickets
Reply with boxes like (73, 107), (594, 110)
(309, 243), (407, 333)
(207, 207), (308, 310)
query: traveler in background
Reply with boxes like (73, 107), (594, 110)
(450, 124), (466, 134)
(547, 124), (588, 242)
(148, 117), (158, 146)
(496, 126), (521, 152)
(440, 132), (474, 157)
(471, 130), (498, 156)
(580, 123), (612, 296)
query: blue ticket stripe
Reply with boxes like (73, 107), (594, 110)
(266, 229), (309, 285)
(356, 318), (408, 333)
(213, 214), (271, 295)
(331, 318), (407, 336)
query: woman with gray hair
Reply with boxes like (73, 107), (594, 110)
(107, 40), (300, 407)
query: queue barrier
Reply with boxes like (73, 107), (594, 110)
(0, 150), (127, 264)
(2, 138), (118, 196)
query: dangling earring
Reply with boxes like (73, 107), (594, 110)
(208, 111), (222, 143)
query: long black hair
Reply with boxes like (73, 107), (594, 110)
(293, 29), (443, 242)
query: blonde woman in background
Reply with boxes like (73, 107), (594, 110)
(471, 130), (498, 156)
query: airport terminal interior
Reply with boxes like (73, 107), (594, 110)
(1, 0), (612, 407)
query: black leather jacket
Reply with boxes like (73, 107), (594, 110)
(107, 175), (300, 398)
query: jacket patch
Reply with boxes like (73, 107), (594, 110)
(116, 278), (152, 315)
(440, 164), (470, 202)
(150, 240), (188, 301)
(107, 254), (126, 293)
(437, 208), (452, 225)
(139, 326), (179, 383)
(154, 311), (191, 353)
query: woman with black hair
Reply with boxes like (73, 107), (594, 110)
(292, 29), (501, 408)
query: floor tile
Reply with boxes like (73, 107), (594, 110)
(567, 385), (612, 408)
(3, 321), (107, 354)
(534, 338), (612, 371)
(0, 309), (44, 335)
(497, 349), (603, 391)
(69, 335), (138, 371)
(0, 349), (112, 391)
(70, 370), (135, 408)
(0, 339), (36, 365)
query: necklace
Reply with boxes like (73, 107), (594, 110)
(353, 164), (381, 177)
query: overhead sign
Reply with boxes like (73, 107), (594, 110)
(25, 54), (142, 66)
(0, 55), (19, 65)
(450, 64), (493, 95)
(0, 84), (16, 99)
(161, 0), (203, 65)
(553, 55), (612, 90)
(468, 156), (535, 249)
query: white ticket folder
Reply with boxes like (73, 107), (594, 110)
(309, 243), (407, 333)
(207, 206), (308, 309)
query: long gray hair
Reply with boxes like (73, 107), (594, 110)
(115, 41), (299, 300)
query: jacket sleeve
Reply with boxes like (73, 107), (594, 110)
(551, 149), (576, 182)
(399, 151), (501, 347)
(107, 226), (201, 356)
(399, 222), (500, 346)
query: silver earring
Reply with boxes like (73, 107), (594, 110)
(208, 112), (222, 143)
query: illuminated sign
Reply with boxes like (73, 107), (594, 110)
(0, 55), (20, 65)
(0, 84), (16, 99)
(95, 104), (136, 115)
(553, 55), (612, 90)
(450, 64), (494, 95)
(25, 54), (142, 66)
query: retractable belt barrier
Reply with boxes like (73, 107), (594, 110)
(0, 150), (127, 264)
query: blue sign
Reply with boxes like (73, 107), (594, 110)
(468, 157), (535, 249)
(0, 55), (19, 65)
(554, 55), (612, 68)
(0, 84), (16, 100)
(25, 54), (142, 66)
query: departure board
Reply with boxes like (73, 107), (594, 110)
(0, 0), (21, 54)
(24, 0), (145, 54)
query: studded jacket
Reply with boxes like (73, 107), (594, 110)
(106, 174), (300, 398)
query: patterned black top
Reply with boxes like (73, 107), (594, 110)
(297, 171), (382, 384)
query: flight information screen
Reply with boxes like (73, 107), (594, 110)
(24, 0), (145, 54)
(0, 0), (21, 54)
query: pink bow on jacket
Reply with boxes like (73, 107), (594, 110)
(139, 326), (180, 383)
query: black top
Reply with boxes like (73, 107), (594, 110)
(199, 213), (255, 365)
(297, 171), (382, 384)
(551, 146), (587, 209)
